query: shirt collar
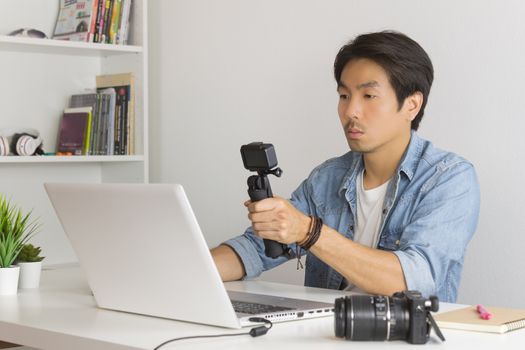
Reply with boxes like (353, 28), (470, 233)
(338, 130), (423, 194)
(398, 130), (424, 181)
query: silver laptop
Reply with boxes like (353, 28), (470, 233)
(44, 183), (333, 328)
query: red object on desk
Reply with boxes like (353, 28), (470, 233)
(476, 304), (493, 320)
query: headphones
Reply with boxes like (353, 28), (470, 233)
(0, 129), (44, 156)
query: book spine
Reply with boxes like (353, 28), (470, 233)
(114, 93), (121, 155)
(109, 0), (122, 44)
(88, 0), (99, 42)
(83, 111), (92, 155)
(108, 91), (116, 155)
(99, 94), (109, 155)
(101, 0), (113, 43)
(129, 77), (135, 154)
(93, 96), (101, 155)
(118, 0), (131, 45)
(93, 94), (101, 155)
(125, 91), (131, 155)
(114, 90), (122, 155)
(101, 95), (108, 155)
(90, 94), (101, 155)
(95, 73), (134, 155)
(115, 0), (126, 45)
(121, 86), (129, 155)
(94, 0), (105, 43)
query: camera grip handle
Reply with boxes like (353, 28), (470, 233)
(247, 176), (287, 259)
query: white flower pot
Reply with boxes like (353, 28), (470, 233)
(0, 266), (20, 295)
(17, 261), (42, 289)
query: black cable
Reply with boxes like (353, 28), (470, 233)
(153, 317), (272, 350)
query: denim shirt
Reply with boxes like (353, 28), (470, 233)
(225, 132), (480, 302)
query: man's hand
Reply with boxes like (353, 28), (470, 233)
(245, 196), (310, 244)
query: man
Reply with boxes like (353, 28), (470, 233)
(211, 31), (480, 303)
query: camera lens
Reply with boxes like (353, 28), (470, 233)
(334, 297), (346, 338)
(334, 295), (410, 341)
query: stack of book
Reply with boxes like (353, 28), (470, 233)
(53, 0), (132, 45)
(57, 73), (135, 156)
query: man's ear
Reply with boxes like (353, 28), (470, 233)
(404, 91), (423, 122)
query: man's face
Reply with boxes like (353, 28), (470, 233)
(337, 58), (416, 154)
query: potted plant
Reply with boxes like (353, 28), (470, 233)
(16, 243), (45, 289)
(0, 195), (39, 295)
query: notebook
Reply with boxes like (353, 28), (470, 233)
(44, 183), (334, 329)
(435, 306), (525, 333)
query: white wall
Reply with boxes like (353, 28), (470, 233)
(149, 0), (525, 308)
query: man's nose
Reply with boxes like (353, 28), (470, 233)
(343, 98), (360, 119)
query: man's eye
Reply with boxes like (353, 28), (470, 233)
(364, 94), (376, 99)
(339, 94), (349, 100)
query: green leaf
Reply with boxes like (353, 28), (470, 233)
(0, 194), (41, 268)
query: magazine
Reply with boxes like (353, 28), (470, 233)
(53, 0), (97, 42)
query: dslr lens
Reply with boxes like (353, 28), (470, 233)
(334, 295), (410, 341)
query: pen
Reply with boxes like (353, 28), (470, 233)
(476, 304), (493, 320)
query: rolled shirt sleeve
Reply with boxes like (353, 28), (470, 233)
(393, 161), (480, 302)
(223, 227), (288, 279)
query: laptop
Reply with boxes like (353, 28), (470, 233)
(44, 183), (334, 328)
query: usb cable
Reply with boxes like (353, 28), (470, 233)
(153, 317), (273, 349)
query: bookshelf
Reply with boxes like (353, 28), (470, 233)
(0, 0), (149, 264)
(0, 155), (145, 163)
(0, 34), (143, 56)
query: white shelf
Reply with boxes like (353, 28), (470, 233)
(0, 35), (142, 56)
(0, 0), (149, 265)
(0, 155), (145, 163)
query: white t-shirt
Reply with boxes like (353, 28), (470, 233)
(343, 169), (390, 291)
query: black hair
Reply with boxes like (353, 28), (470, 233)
(334, 31), (434, 130)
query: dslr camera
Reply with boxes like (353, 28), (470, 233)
(334, 291), (445, 344)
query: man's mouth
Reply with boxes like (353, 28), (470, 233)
(347, 128), (364, 139)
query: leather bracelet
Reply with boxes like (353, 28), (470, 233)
(298, 215), (315, 247)
(295, 216), (322, 270)
(299, 216), (323, 251)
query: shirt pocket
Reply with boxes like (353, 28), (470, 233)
(378, 226), (404, 251)
(317, 203), (354, 238)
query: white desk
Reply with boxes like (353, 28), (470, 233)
(0, 265), (523, 350)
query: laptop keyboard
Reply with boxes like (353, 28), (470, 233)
(231, 300), (294, 314)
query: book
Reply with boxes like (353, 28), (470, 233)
(56, 107), (93, 155)
(98, 88), (117, 155)
(117, 0), (132, 45)
(70, 93), (99, 155)
(116, 86), (129, 154)
(53, 0), (97, 42)
(87, 0), (100, 42)
(111, 87), (123, 155)
(435, 306), (525, 334)
(93, 0), (105, 42)
(109, 0), (122, 44)
(96, 73), (135, 155)
(101, 0), (113, 43)
(95, 94), (110, 155)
